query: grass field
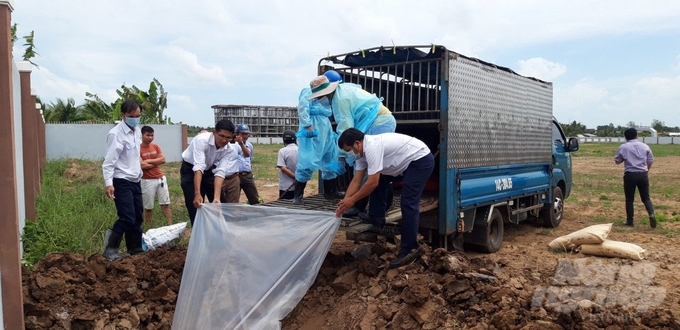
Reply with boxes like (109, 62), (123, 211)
(23, 143), (680, 265)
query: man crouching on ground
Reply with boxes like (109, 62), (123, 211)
(334, 128), (434, 268)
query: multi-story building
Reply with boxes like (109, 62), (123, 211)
(212, 104), (299, 137)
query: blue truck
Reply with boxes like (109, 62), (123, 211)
(267, 45), (579, 253)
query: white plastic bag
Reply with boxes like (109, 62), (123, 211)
(548, 223), (612, 251)
(172, 204), (340, 330)
(142, 222), (187, 251)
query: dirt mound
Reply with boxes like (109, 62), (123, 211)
(282, 239), (679, 330)
(22, 238), (679, 329)
(23, 248), (186, 330)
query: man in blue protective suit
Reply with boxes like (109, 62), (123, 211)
(292, 75), (346, 205)
(308, 70), (397, 216)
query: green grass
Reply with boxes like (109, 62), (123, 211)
(573, 143), (680, 158)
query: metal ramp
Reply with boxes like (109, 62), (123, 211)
(262, 194), (439, 234)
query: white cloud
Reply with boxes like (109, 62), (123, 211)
(165, 46), (229, 86)
(517, 58), (567, 81)
(30, 67), (93, 103)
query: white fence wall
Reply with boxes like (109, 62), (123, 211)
(579, 137), (680, 144)
(46, 124), (185, 162)
(12, 61), (25, 237)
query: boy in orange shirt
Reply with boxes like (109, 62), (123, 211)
(140, 126), (173, 225)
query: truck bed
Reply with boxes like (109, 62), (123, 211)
(262, 194), (438, 234)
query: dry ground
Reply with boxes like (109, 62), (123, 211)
(22, 155), (680, 329)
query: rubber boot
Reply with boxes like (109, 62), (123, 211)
(323, 179), (345, 200)
(293, 181), (307, 205)
(103, 229), (129, 261)
(125, 230), (146, 256)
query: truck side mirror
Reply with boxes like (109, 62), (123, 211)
(567, 137), (579, 152)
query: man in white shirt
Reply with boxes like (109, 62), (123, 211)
(180, 119), (238, 226)
(277, 130), (298, 199)
(101, 100), (145, 260)
(335, 128), (434, 269)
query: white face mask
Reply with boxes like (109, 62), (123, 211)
(319, 96), (331, 107)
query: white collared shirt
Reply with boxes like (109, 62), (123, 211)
(181, 132), (237, 178)
(102, 121), (142, 186)
(355, 133), (430, 176)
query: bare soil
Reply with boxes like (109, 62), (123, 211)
(22, 157), (680, 329)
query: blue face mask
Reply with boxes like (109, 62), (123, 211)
(319, 96), (331, 107)
(125, 116), (140, 128)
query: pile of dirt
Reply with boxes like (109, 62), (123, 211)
(23, 248), (186, 330)
(282, 239), (679, 330)
(22, 239), (679, 329)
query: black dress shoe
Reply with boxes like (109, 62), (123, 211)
(389, 246), (424, 269)
(649, 214), (657, 228)
(624, 221), (634, 227)
(358, 213), (385, 228)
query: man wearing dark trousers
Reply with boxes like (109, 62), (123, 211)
(234, 124), (262, 204)
(102, 100), (145, 260)
(180, 119), (238, 226)
(334, 128), (434, 269)
(615, 128), (656, 228)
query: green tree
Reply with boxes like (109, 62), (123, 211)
(44, 98), (85, 123)
(115, 79), (171, 124)
(82, 92), (119, 123)
(11, 23), (39, 66)
(651, 119), (665, 133)
(560, 120), (587, 137)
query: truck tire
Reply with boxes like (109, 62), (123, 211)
(542, 186), (564, 228)
(466, 208), (504, 253)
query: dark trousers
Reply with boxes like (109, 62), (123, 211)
(624, 171), (654, 223)
(279, 190), (294, 200)
(369, 153), (434, 255)
(181, 161), (224, 225)
(239, 172), (260, 204)
(112, 178), (144, 236)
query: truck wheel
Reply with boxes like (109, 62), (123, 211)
(473, 209), (503, 253)
(542, 186), (564, 228)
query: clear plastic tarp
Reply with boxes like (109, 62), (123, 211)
(172, 203), (340, 330)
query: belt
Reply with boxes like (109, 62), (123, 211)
(226, 173), (238, 179)
(239, 171), (251, 175)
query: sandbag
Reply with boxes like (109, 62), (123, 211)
(548, 223), (612, 251)
(142, 222), (187, 251)
(579, 240), (646, 261)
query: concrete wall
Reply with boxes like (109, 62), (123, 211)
(47, 124), (185, 162)
(12, 62), (25, 236)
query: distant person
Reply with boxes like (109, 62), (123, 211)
(292, 75), (345, 205)
(334, 128), (434, 269)
(101, 100), (146, 260)
(140, 126), (173, 225)
(277, 130), (299, 200)
(234, 124), (262, 204)
(180, 119), (239, 226)
(615, 128), (656, 228)
(308, 71), (397, 216)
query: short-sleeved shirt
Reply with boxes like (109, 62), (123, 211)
(236, 141), (254, 172)
(277, 144), (298, 190)
(355, 133), (430, 176)
(181, 132), (236, 178)
(140, 143), (164, 179)
(614, 139), (654, 173)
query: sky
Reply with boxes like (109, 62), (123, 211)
(10, 0), (680, 129)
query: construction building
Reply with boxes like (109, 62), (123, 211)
(212, 104), (299, 137)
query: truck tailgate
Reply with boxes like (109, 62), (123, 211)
(262, 194), (439, 233)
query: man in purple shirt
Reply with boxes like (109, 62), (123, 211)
(614, 128), (655, 228)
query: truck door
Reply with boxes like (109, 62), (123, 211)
(551, 121), (572, 195)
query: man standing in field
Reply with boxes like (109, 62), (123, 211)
(234, 124), (262, 204)
(615, 128), (656, 228)
(140, 126), (173, 225)
(277, 130), (299, 200)
(102, 100), (146, 260)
